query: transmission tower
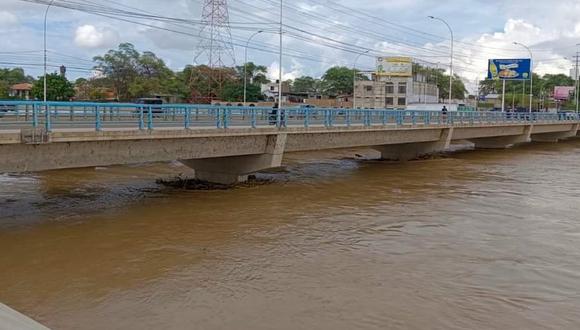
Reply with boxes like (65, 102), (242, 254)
(190, 0), (236, 104)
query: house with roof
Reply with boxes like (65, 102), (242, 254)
(9, 83), (33, 100)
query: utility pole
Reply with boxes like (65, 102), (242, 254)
(514, 42), (533, 113)
(243, 30), (263, 105)
(352, 50), (369, 109)
(277, 0), (283, 126)
(44, 0), (56, 103)
(574, 44), (580, 113)
(429, 16), (453, 109)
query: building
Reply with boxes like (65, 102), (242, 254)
(261, 80), (291, 102)
(9, 83), (33, 100)
(354, 73), (439, 109)
(354, 56), (439, 109)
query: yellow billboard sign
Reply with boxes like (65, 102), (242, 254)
(376, 57), (413, 77)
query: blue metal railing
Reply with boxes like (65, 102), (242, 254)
(0, 101), (578, 132)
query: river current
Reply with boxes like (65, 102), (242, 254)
(1, 141), (580, 329)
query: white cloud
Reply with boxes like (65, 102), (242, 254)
(74, 25), (119, 49)
(0, 11), (19, 28)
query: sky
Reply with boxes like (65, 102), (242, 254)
(2, 0), (580, 93)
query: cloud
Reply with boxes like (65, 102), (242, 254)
(74, 25), (120, 49)
(0, 11), (19, 28)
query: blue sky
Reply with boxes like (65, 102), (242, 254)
(2, 0), (580, 92)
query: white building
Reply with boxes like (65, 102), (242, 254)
(354, 73), (439, 109)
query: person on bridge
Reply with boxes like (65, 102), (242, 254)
(441, 106), (448, 124)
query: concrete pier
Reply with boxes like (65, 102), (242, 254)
(0, 303), (48, 330)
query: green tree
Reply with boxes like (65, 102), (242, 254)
(322, 66), (362, 96)
(31, 73), (75, 101)
(0, 68), (34, 99)
(235, 62), (269, 85)
(437, 74), (468, 100)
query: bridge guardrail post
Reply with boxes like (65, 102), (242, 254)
(95, 105), (101, 131)
(382, 110), (387, 126)
(345, 109), (350, 127)
(147, 106), (153, 130)
(185, 107), (191, 129)
(44, 103), (52, 132)
(32, 103), (38, 128)
(224, 108), (230, 129)
(138, 107), (144, 130)
(251, 108), (257, 128)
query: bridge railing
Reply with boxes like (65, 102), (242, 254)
(0, 101), (578, 132)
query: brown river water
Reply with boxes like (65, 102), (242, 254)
(1, 141), (580, 330)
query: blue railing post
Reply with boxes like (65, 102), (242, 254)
(382, 110), (387, 126)
(147, 106), (153, 130)
(95, 105), (101, 131)
(216, 108), (221, 128)
(44, 103), (52, 132)
(185, 107), (191, 129)
(411, 111), (417, 126)
(224, 108), (230, 129)
(138, 107), (144, 130)
(32, 103), (38, 128)
(305, 108), (310, 128)
(251, 108), (257, 128)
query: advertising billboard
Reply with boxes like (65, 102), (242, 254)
(554, 86), (575, 101)
(488, 59), (531, 80)
(376, 57), (413, 77)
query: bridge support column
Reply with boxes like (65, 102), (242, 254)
(531, 124), (579, 142)
(180, 134), (287, 185)
(373, 128), (454, 161)
(470, 125), (532, 149)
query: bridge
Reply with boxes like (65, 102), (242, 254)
(1, 101), (579, 184)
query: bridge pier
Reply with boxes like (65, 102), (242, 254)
(469, 125), (532, 149)
(373, 128), (453, 161)
(180, 134), (287, 185)
(531, 124), (579, 142)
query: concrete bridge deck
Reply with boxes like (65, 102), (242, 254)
(1, 101), (579, 184)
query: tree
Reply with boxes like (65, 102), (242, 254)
(0, 68), (34, 98)
(437, 74), (468, 100)
(31, 73), (75, 101)
(235, 62), (269, 85)
(93, 43), (178, 101)
(322, 66), (361, 96)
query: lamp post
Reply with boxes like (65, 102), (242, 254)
(575, 43), (580, 114)
(44, 0), (56, 103)
(243, 30), (263, 105)
(352, 50), (369, 109)
(277, 0), (283, 125)
(513, 42), (533, 113)
(429, 16), (453, 109)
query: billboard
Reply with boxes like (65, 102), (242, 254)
(554, 86), (575, 101)
(488, 59), (531, 80)
(376, 57), (413, 77)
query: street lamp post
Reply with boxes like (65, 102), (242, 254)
(514, 42), (533, 113)
(352, 50), (369, 109)
(243, 30), (263, 105)
(429, 16), (453, 109)
(575, 43), (580, 114)
(44, 0), (56, 103)
(277, 0), (283, 126)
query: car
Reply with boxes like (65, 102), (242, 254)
(0, 104), (16, 118)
